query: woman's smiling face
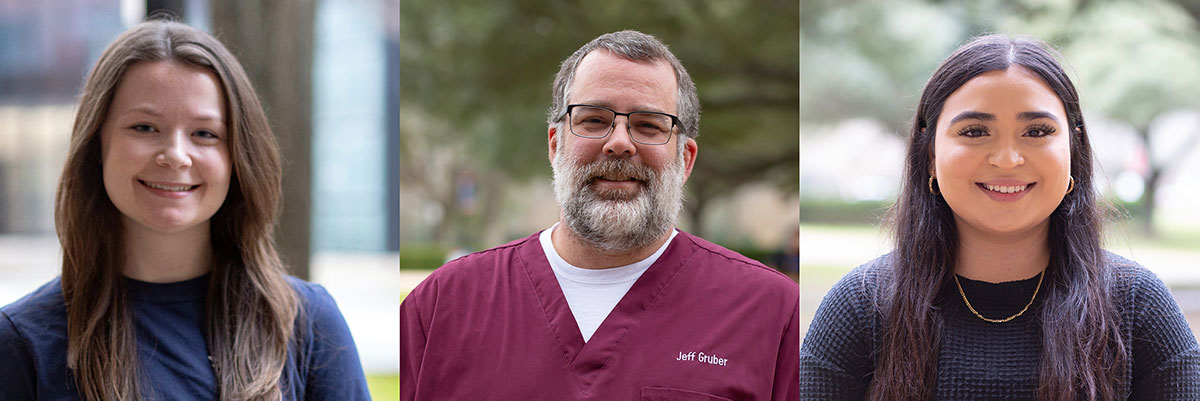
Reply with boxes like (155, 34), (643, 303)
(99, 60), (231, 236)
(932, 66), (1072, 238)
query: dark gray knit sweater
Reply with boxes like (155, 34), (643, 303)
(800, 252), (1200, 400)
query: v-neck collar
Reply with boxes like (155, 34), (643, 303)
(517, 229), (698, 391)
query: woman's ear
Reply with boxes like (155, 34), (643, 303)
(925, 131), (935, 174)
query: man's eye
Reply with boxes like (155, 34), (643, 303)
(635, 122), (667, 132)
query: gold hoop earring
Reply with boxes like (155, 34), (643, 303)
(1065, 177), (1075, 195)
(928, 175), (940, 195)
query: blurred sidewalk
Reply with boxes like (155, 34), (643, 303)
(798, 226), (1200, 286)
(0, 235), (400, 374)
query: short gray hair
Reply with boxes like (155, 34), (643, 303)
(547, 30), (700, 140)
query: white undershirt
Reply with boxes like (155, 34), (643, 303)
(539, 223), (677, 342)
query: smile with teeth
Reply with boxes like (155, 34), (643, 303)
(140, 179), (198, 192)
(980, 183), (1031, 194)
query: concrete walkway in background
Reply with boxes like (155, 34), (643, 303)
(0, 235), (401, 374)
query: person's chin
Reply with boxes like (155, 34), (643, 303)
(135, 213), (208, 234)
(586, 185), (644, 202)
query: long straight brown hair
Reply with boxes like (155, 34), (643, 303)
(871, 34), (1126, 400)
(55, 19), (298, 401)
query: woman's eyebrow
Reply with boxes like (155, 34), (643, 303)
(1018, 111), (1061, 124)
(948, 111), (1062, 125)
(949, 111), (994, 125)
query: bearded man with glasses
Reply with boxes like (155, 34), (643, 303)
(399, 30), (799, 401)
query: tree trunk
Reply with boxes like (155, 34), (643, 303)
(210, 1), (316, 280)
(1140, 168), (1160, 237)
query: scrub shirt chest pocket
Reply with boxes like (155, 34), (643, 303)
(640, 387), (734, 401)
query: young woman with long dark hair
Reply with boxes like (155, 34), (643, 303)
(800, 34), (1200, 400)
(0, 19), (370, 400)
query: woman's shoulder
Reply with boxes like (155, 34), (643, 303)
(1101, 251), (1200, 392)
(283, 276), (345, 322)
(808, 254), (891, 338)
(1103, 251), (1152, 282)
(1101, 251), (1174, 304)
(1, 277), (67, 332)
(827, 254), (890, 301)
(800, 255), (889, 396)
(281, 276), (370, 397)
(0, 277), (68, 396)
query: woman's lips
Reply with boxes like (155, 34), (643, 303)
(139, 179), (199, 199)
(977, 182), (1035, 202)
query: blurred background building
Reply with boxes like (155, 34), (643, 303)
(0, 0), (401, 397)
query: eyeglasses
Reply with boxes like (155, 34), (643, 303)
(562, 104), (680, 145)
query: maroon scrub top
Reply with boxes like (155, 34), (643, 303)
(399, 230), (800, 400)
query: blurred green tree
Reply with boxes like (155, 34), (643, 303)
(801, 0), (1200, 235)
(1059, 1), (1200, 234)
(400, 0), (799, 248)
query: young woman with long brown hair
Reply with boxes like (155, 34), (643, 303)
(800, 35), (1200, 400)
(0, 19), (370, 400)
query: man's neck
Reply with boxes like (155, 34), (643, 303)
(551, 222), (672, 270)
(954, 218), (1050, 283)
(121, 219), (214, 283)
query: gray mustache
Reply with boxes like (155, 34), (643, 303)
(579, 158), (656, 185)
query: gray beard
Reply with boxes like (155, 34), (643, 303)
(551, 148), (685, 252)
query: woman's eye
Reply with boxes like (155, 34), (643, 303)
(957, 126), (988, 138)
(195, 130), (219, 139)
(1024, 125), (1056, 137)
(130, 124), (155, 133)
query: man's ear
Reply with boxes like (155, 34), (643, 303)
(681, 137), (698, 182)
(548, 125), (558, 161)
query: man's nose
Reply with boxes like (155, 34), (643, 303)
(602, 116), (637, 156)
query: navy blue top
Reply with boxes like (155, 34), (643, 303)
(0, 275), (371, 401)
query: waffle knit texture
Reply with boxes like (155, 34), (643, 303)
(800, 252), (1200, 400)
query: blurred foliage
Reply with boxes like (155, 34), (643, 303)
(398, 243), (450, 270)
(400, 0), (799, 247)
(728, 246), (775, 267)
(798, 199), (892, 225)
(802, 0), (1200, 132)
(800, 0), (1200, 234)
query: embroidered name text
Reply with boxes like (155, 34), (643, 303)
(675, 351), (728, 366)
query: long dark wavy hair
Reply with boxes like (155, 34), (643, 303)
(871, 34), (1126, 400)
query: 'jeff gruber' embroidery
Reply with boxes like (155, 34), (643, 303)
(676, 351), (728, 366)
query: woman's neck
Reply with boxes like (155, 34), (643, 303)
(954, 218), (1051, 283)
(121, 218), (213, 283)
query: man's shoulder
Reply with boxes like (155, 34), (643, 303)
(411, 232), (542, 293)
(437, 232), (541, 274)
(675, 231), (797, 291)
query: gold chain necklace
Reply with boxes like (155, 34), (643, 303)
(954, 270), (1044, 323)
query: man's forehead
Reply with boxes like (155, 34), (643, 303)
(575, 50), (674, 77)
(570, 50), (677, 111)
